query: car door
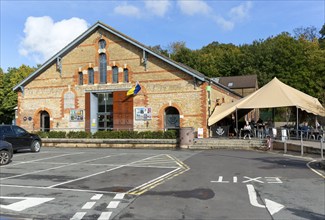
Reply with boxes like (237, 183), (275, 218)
(11, 126), (32, 149)
(1, 126), (22, 150)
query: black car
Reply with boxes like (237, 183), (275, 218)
(0, 140), (13, 165)
(0, 125), (42, 152)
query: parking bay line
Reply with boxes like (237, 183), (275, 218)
(47, 154), (169, 189)
(6, 152), (85, 167)
(0, 154), (119, 181)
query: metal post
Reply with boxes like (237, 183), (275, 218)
(235, 108), (238, 138)
(296, 107), (299, 139)
(321, 137), (324, 160)
(300, 132), (304, 156)
(284, 138), (287, 154)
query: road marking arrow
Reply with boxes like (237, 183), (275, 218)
(0, 196), (54, 211)
(246, 184), (284, 215)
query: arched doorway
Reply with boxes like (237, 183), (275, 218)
(40, 111), (50, 132)
(164, 107), (180, 130)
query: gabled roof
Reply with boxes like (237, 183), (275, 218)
(14, 21), (207, 91)
(213, 75), (258, 89)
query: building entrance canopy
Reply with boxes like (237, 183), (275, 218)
(208, 77), (325, 126)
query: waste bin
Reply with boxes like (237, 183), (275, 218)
(179, 127), (194, 148)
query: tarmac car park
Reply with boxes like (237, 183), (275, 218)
(0, 147), (324, 220)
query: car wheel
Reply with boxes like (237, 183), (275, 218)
(31, 140), (41, 152)
(0, 150), (11, 165)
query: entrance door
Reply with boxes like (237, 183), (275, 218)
(97, 93), (113, 131)
(165, 107), (180, 130)
(40, 111), (50, 132)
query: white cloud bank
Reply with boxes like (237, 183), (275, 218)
(113, 0), (253, 31)
(145, 0), (171, 17)
(177, 0), (211, 16)
(19, 16), (89, 64)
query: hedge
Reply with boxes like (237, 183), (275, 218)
(34, 130), (177, 139)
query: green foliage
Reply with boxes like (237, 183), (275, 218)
(67, 131), (92, 139)
(0, 65), (37, 123)
(47, 131), (67, 138)
(92, 130), (176, 139)
(169, 27), (325, 105)
(34, 131), (48, 138)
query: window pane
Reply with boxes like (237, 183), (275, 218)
(88, 68), (94, 84)
(79, 72), (83, 85)
(100, 53), (107, 83)
(113, 66), (118, 83)
(99, 39), (106, 49)
(124, 68), (128, 82)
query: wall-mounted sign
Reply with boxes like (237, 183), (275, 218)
(198, 128), (204, 138)
(135, 107), (152, 120)
(70, 109), (84, 121)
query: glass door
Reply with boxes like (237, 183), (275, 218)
(97, 93), (113, 131)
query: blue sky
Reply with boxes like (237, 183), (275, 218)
(1, 0), (324, 72)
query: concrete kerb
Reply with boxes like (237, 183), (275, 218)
(41, 138), (179, 149)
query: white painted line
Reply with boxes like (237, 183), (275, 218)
(91, 194), (103, 200)
(307, 160), (325, 178)
(0, 184), (119, 194)
(0, 196), (54, 212)
(48, 154), (167, 188)
(82, 201), (96, 209)
(246, 184), (284, 215)
(246, 184), (265, 208)
(47, 165), (125, 188)
(0, 154), (115, 181)
(107, 201), (120, 209)
(70, 212), (87, 220)
(98, 212), (112, 220)
(7, 152), (85, 166)
(114, 193), (125, 200)
(127, 167), (181, 193)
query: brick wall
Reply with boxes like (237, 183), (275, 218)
(17, 27), (239, 137)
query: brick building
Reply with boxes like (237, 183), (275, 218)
(13, 21), (240, 137)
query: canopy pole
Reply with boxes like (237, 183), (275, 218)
(236, 108), (238, 138)
(296, 107), (299, 139)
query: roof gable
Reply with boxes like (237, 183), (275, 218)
(14, 21), (206, 91)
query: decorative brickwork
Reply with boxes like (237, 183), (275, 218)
(15, 22), (240, 137)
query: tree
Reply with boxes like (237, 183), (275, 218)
(0, 65), (36, 123)
(318, 23), (325, 49)
(293, 26), (319, 41)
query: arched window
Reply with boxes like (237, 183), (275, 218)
(124, 68), (129, 83)
(99, 53), (107, 83)
(78, 72), (83, 85)
(88, 68), (94, 85)
(112, 66), (118, 83)
(99, 39), (106, 49)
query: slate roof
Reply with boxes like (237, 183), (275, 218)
(213, 75), (258, 89)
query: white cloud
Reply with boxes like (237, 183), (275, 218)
(145, 0), (171, 17)
(19, 16), (89, 64)
(177, 0), (211, 16)
(114, 4), (141, 18)
(229, 1), (253, 22)
(213, 16), (235, 31)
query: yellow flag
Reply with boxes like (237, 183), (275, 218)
(127, 86), (135, 96)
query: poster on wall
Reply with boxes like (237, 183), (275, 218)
(70, 109), (84, 121)
(135, 107), (152, 120)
